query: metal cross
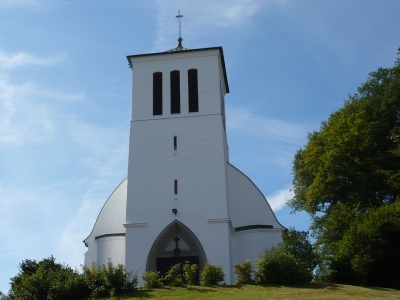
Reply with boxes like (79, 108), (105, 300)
(174, 235), (181, 257)
(176, 11), (183, 38)
(174, 235), (180, 249)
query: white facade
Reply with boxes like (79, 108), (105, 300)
(83, 46), (284, 284)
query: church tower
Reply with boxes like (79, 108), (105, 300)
(83, 37), (284, 285)
(125, 44), (232, 280)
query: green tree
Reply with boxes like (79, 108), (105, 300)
(289, 48), (400, 288)
(8, 257), (137, 299)
(9, 256), (88, 300)
(281, 228), (318, 273)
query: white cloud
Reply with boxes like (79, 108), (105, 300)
(267, 186), (292, 211)
(0, 50), (83, 148)
(0, 48), (129, 284)
(154, 0), (270, 51)
(226, 106), (307, 144)
(0, 51), (66, 70)
(0, 77), (54, 146)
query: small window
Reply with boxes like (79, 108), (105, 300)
(174, 136), (177, 150)
(153, 72), (162, 115)
(188, 69), (198, 112)
(170, 70), (180, 114)
(174, 179), (178, 194)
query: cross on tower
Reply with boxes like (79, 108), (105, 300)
(176, 11), (183, 38)
(174, 235), (181, 257)
(175, 11), (184, 49)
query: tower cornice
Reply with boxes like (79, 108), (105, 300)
(127, 47), (229, 93)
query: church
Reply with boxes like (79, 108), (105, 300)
(83, 35), (284, 284)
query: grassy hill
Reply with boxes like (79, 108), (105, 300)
(105, 283), (400, 299)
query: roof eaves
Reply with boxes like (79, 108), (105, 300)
(126, 46), (229, 93)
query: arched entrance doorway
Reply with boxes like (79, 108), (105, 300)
(146, 220), (207, 276)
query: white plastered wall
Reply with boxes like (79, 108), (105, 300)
(126, 49), (231, 284)
(97, 236), (126, 266)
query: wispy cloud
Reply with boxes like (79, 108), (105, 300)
(267, 186), (292, 211)
(154, 0), (269, 51)
(0, 51), (66, 70)
(0, 49), (128, 289)
(226, 106), (307, 144)
(0, 76), (54, 146)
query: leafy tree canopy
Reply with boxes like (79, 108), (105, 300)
(289, 48), (400, 288)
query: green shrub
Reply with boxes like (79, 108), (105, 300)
(234, 259), (254, 284)
(163, 263), (185, 287)
(255, 246), (312, 285)
(199, 263), (225, 286)
(82, 260), (137, 299)
(7, 257), (137, 300)
(183, 261), (198, 285)
(142, 271), (164, 289)
(9, 256), (89, 300)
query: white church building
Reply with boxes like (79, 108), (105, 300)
(83, 39), (284, 284)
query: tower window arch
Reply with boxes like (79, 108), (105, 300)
(153, 72), (163, 115)
(170, 70), (180, 114)
(188, 69), (198, 112)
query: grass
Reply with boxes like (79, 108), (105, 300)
(105, 283), (400, 299)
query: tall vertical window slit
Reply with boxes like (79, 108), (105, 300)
(174, 179), (178, 194)
(170, 70), (180, 114)
(188, 69), (199, 112)
(153, 72), (163, 115)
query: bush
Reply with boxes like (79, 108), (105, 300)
(7, 257), (137, 300)
(183, 261), (198, 285)
(255, 246), (312, 285)
(9, 256), (89, 300)
(199, 263), (225, 286)
(82, 260), (137, 299)
(234, 260), (254, 284)
(163, 263), (185, 287)
(253, 228), (317, 285)
(142, 271), (164, 289)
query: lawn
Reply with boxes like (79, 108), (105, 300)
(106, 283), (400, 299)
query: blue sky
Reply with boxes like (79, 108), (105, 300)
(1, 0), (399, 293)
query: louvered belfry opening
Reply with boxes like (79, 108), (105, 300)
(188, 69), (199, 112)
(153, 72), (163, 115)
(170, 70), (180, 114)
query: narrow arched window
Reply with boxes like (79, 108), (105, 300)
(188, 69), (198, 112)
(153, 72), (162, 115)
(170, 70), (180, 114)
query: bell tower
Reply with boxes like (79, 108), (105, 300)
(124, 43), (231, 281)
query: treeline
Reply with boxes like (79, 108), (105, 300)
(289, 47), (400, 289)
(0, 228), (317, 299)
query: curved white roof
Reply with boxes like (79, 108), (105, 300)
(226, 163), (284, 230)
(84, 178), (127, 246)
